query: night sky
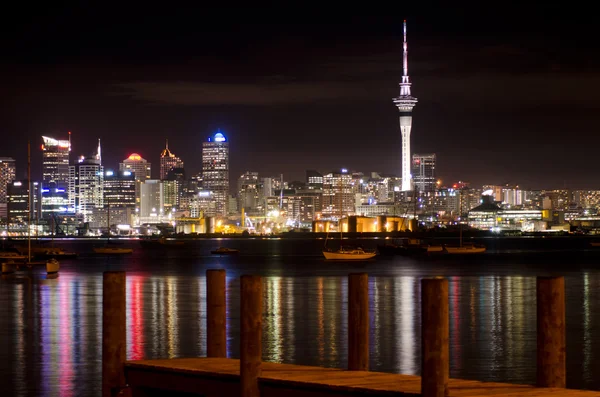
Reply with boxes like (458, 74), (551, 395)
(1, 5), (598, 189)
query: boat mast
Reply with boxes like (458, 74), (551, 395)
(27, 140), (31, 262)
(339, 172), (343, 245)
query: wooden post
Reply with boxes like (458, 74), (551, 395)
(421, 277), (449, 397)
(348, 273), (369, 371)
(207, 269), (227, 358)
(102, 271), (127, 397)
(537, 276), (566, 388)
(241, 275), (263, 397)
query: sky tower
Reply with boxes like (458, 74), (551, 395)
(393, 20), (418, 192)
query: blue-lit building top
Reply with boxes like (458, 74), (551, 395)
(202, 130), (229, 217)
(208, 131), (227, 143)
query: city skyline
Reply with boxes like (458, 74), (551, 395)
(1, 7), (598, 188)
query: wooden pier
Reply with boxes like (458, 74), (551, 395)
(101, 270), (600, 397)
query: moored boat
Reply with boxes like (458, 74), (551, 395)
(444, 243), (486, 254)
(93, 246), (133, 255)
(322, 247), (377, 260)
(211, 247), (239, 255)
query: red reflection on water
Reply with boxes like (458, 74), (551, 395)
(58, 275), (74, 397)
(128, 275), (145, 360)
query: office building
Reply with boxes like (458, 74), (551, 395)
(139, 179), (164, 218)
(202, 130), (229, 217)
(238, 171), (260, 214)
(120, 153), (151, 181)
(160, 140), (184, 180)
(322, 169), (354, 219)
(412, 153), (436, 193)
(7, 180), (41, 225)
(42, 134), (71, 189)
(103, 170), (136, 207)
(0, 157), (16, 206)
(69, 145), (104, 223)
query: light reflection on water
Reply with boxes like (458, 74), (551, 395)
(1, 239), (600, 396)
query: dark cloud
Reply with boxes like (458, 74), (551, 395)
(113, 80), (373, 106)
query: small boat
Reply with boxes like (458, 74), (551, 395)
(211, 247), (239, 255)
(35, 248), (78, 259)
(444, 243), (486, 254)
(427, 245), (445, 253)
(0, 251), (27, 260)
(93, 246), (133, 255)
(591, 241), (600, 247)
(323, 247), (377, 260)
(46, 258), (60, 274)
(442, 224), (486, 254)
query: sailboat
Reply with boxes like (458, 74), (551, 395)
(322, 173), (376, 260)
(23, 141), (60, 273)
(93, 193), (132, 255)
(444, 224), (486, 254)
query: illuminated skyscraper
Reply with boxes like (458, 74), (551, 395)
(411, 153), (436, 193)
(202, 131), (229, 217)
(69, 142), (104, 222)
(41, 134), (71, 189)
(119, 153), (151, 181)
(0, 157), (16, 204)
(393, 20), (418, 192)
(160, 139), (184, 180)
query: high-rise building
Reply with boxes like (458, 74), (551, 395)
(202, 130), (229, 217)
(120, 153), (151, 181)
(393, 21), (418, 192)
(103, 170), (136, 207)
(238, 171), (260, 214)
(412, 154), (436, 193)
(41, 134), (71, 189)
(0, 157), (16, 204)
(306, 170), (323, 190)
(322, 169), (354, 219)
(160, 140), (184, 180)
(139, 180), (164, 218)
(69, 145), (104, 223)
(7, 180), (41, 225)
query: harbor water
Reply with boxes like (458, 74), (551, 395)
(1, 237), (599, 396)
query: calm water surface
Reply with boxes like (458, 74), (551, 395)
(1, 238), (599, 396)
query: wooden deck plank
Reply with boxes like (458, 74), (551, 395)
(124, 358), (600, 397)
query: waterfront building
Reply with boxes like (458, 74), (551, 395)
(160, 140), (184, 180)
(202, 131), (229, 217)
(393, 21), (418, 191)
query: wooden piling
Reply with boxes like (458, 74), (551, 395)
(348, 273), (369, 371)
(241, 275), (263, 397)
(421, 277), (449, 397)
(102, 271), (127, 397)
(537, 276), (566, 388)
(207, 269), (227, 358)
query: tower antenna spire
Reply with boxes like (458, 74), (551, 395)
(166, 138), (169, 150)
(403, 19), (408, 77)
